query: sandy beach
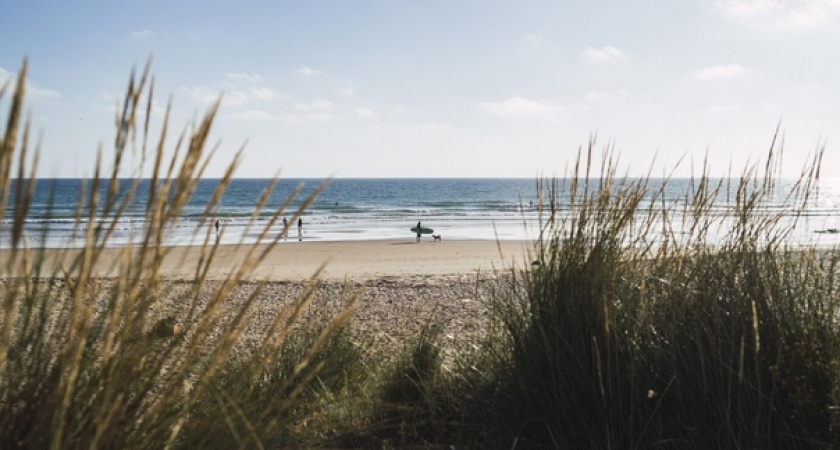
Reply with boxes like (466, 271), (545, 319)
(201, 238), (532, 281)
(1, 239), (535, 357)
(2, 238), (534, 281)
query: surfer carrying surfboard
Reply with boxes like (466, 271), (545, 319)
(411, 222), (434, 241)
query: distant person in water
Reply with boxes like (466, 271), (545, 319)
(298, 217), (303, 241)
(282, 217), (288, 240)
(416, 221), (422, 242)
(215, 219), (220, 235)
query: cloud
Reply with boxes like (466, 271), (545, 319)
(526, 33), (548, 45)
(291, 99), (335, 121)
(696, 63), (747, 80)
(0, 67), (11, 85)
(302, 112), (332, 121)
(581, 46), (627, 64)
(183, 85), (278, 106)
(294, 99), (334, 112)
(0, 66), (60, 99)
(477, 96), (561, 117)
(225, 87), (278, 105)
(296, 65), (323, 76)
(279, 114), (304, 126)
(247, 87), (278, 102)
(29, 85), (61, 99)
(707, 104), (742, 113)
(355, 107), (376, 119)
(419, 123), (451, 132)
(93, 90), (167, 117)
(709, 0), (840, 31)
(226, 72), (263, 83)
(586, 89), (630, 101)
(182, 86), (219, 104)
(338, 79), (356, 96)
(230, 109), (276, 121)
(131, 29), (156, 41)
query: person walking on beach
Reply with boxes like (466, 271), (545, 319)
(298, 217), (303, 241)
(215, 219), (220, 235)
(282, 217), (288, 240)
(416, 221), (422, 242)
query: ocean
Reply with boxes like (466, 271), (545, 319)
(2, 177), (840, 249)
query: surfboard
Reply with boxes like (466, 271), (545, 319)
(410, 226), (434, 234)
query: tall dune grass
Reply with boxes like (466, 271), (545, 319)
(0, 60), (355, 449)
(444, 143), (840, 448)
(324, 143), (839, 448)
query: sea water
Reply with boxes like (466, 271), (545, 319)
(2, 177), (840, 249)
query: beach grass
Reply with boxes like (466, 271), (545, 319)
(1, 60), (839, 449)
(475, 145), (839, 448)
(0, 60), (353, 449)
(315, 144), (839, 448)
(345, 144), (839, 448)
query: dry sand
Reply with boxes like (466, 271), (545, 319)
(2, 238), (534, 281)
(178, 238), (532, 281)
(1, 239), (536, 357)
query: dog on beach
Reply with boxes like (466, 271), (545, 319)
(432, 234), (441, 242)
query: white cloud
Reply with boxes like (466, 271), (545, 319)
(92, 91), (165, 118)
(230, 109), (276, 121)
(526, 33), (548, 45)
(289, 99), (335, 122)
(586, 89), (630, 101)
(131, 29), (156, 41)
(0, 67), (12, 86)
(226, 72), (263, 83)
(419, 123), (451, 132)
(338, 79), (356, 96)
(225, 87), (278, 105)
(709, 0), (840, 31)
(29, 85), (61, 99)
(303, 112), (332, 121)
(708, 104), (742, 113)
(477, 96), (561, 117)
(92, 91), (121, 111)
(183, 85), (278, 106)
(296, 65), (323, 76)
(182, 86), (219, 104)
(222, 90), (250, 105)
(248, 87), (278, 102)
(281, 114), (304, 126)
(581, 46), (627, 64)
(0, 66), (60, 99)
(355, 107), (376, 119)
(696, 63), (747, 80)
(294, 99), (334, 111)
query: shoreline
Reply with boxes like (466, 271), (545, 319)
(0, 238), (535, 282)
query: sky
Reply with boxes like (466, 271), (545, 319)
(1, 0), (839, 179)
